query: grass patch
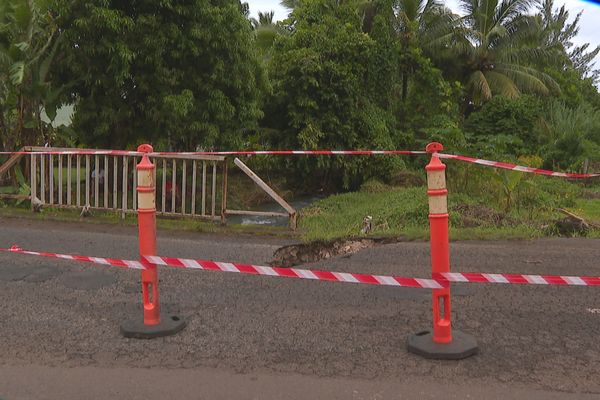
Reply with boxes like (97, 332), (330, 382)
(299, 187), (428, 242)
(298, 178), (597, 242)
(569, 198), (600, 225)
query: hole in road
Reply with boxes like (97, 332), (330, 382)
(171, 316), (180, 321)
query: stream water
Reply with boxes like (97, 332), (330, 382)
(226, 196), (322, 227)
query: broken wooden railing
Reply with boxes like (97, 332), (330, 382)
(230, 157), (297, 230)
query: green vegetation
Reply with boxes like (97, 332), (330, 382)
(299, 186), (547, 242)
(299, 170), (600, 241)
(1, 0), (600, 242)
(51, 0), (265, 150)
(301, 186), (429, 241)
(1, 0), (598, 179)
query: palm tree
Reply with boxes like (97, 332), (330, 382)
(392, 0), (455, 101)
(393, 0), (454, 50)
(251, 11), (287, 62)
(536, 0), (599, 80)
(251, 10), (275, 29)
(455, 0), (559, 105)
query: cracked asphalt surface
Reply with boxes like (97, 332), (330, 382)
(0, 218), (599, 399)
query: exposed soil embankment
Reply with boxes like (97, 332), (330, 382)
(271, 236), (407, 267)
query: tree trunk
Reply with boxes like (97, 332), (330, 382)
(0, 111), (10, 150)
(401, 73), (408, 102)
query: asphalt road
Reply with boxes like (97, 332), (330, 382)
(0, 218), (599, 399)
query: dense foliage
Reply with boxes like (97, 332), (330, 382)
(51, 0), (265, 149)
(262, 1), (402, 188)
(1, 0), (600, 191)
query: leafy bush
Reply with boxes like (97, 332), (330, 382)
(464, 95), (545, 157)
(360, 179), (391, 193)
(262, 0), (405, 190)
(537, 101), (600, 171)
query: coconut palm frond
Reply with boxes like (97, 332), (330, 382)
(499, 45), (558, 65)
(494, 0), (535, 26)
(484, 70), (520, 98)
(493, 63), (551, 95)
(468, 70), (493, 103)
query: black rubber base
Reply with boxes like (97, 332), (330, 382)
(120, 315), (186, 339)
(407, 330), (478, 360)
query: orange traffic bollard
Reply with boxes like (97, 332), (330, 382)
(407, 142), (478, 359)
(426, 142), (452, 344)
(138, 143), (160, 325)
(120, 144), (186, 339)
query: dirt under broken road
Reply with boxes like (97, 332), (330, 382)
(0, 218), (599, 399)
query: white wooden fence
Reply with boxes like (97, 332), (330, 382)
(28, 147), (227, 222)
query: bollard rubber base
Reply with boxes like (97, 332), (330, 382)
(120, 315), (186, 339)
(407, 330), (478, 360)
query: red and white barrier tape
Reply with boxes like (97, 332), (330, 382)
(3, 147), (597, 178)
(0, 149), (426, 156)
(1, 245), (146, 269)
(439, 153), (600, 179)
(144, 255), (444, 288)
(0, 246), (444, 289)
(2, 245), (600, 287)
(434, 272), (600, 286)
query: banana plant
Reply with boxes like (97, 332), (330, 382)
(491, 170), (525, 212)
(490, 155), (542, 212)
(0, 0), (65, 150)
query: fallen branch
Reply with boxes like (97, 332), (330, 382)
(557, 208), (600, 229)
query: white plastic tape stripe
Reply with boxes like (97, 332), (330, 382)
(332, 272), (359, 283)
(483, 273), (510, 284)
(181, 259), (203, 269)
(294, 269), (319, 280)
(374, 275), (401, 286)
(563, 276), (587, 285)
(524, 275), (549, 285)
(217, 262), (240, 273)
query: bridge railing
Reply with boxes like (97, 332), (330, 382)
(27, 146), (227, 222)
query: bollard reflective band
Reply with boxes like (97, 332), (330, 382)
(2, 246), (600, 287)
